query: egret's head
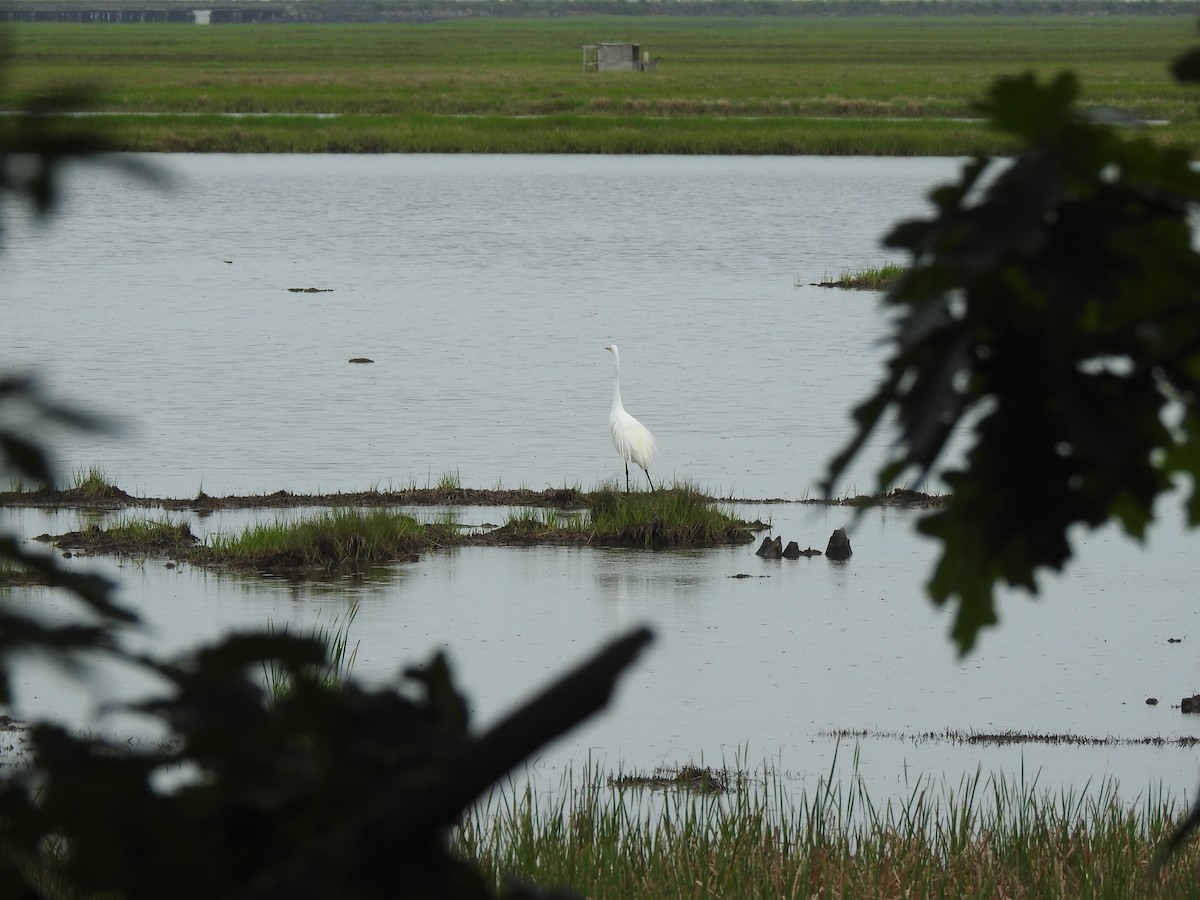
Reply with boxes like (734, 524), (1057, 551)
(605, 343), (617, 355)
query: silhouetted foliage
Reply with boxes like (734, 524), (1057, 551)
(826, 58), (1200, 655)
(0, 625), (651, 898)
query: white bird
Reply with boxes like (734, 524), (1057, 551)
(604, 343), (656, 492)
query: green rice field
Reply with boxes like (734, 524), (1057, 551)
(3, 13), (1199, 154)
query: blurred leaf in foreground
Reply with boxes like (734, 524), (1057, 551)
(824, 69), (1200, 655)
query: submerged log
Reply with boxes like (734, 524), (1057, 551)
(825, 527), (852, 560)
(755, 536), (782, 559)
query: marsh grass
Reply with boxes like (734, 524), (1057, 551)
(29, 515), (197, 559)
(205, 508), (439, 570)
(32, 488), (751, 566)
(99, 515), (197, 554)
(456, 754), (1200, 899)
(63, 465), (128, 502)
(485, 480), (750, 547)
(500, 506), (583, 535)
(435, 468), (462, 491)
(815, 261), (907, 291)
(2, 477), (29, 494)
(587, 479), (752, 548)
(262, 605), (360, 703)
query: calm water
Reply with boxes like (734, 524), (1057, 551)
(3, 155), (1199, 810)
(3, 153), (950, 500)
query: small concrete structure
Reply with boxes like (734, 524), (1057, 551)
(583, 43), (654, 73)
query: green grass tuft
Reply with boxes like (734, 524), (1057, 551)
(587, 479), (751, 548)
(814, 261), (907, 291)
(65, 466), (126, 500)
(206, 508), (434, 570)
(436, 469), (463, 491)
(101, 516), (197, 554)
(262, 605), (360, 703)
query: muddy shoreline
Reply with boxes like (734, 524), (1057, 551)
(0, 485), (947, 512)
(2, 485), (945, 578)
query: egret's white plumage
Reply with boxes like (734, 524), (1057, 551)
(604, 344), (656, 492)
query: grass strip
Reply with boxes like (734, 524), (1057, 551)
(21, 483), (757, 571)
(42, 111), (1039, 156)
(487, 480), (752, 549)
(456, 757), (1199, 898)
(3, 16), (1198, 156)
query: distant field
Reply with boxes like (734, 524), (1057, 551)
(2, 16), (1198, 154)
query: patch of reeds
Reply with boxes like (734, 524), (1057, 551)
(60, 466), (131, 504)
(496, 507), (583, 538)
(33, 516), (197, 558)
(456, 754), (1200, 899)
(609, 764), (740, 795)
(204, 508), (440, 570)
(484, 484), (750, 548)
(98, 516), (197, 553)
(814, 261), (907, 291)
(31, 489), (754, 565)
(262, 605), (360, 703)
(825, 727), (1200, 747)
(434, 468), (462, 491)
(0, 555), (49, 587)
(2, 477), (29, 494)
(586, 479), (753, 548)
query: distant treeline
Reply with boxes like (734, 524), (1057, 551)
(4, 0), (1200, 24)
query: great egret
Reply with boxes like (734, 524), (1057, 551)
(604, 344), (656, 491)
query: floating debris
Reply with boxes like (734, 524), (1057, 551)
(610, 764), (734, 794)
(822, 727), (1200, 747)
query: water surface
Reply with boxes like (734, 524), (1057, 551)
(3, 153), (955, 500)
(3, 154), (1198, 811)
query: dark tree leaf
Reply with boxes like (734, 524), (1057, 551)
(825, 68), (1200, 655)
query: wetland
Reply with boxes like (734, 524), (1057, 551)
(4, 150), (1200, 894)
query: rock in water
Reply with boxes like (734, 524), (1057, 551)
(755, 536), (783, 559)
(826, 527), (852, 560)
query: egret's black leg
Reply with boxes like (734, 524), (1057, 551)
(625, 461), (631, 492)
(644, 470), (654, 492)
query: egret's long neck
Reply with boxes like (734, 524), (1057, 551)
(610, 354), (623, 416)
